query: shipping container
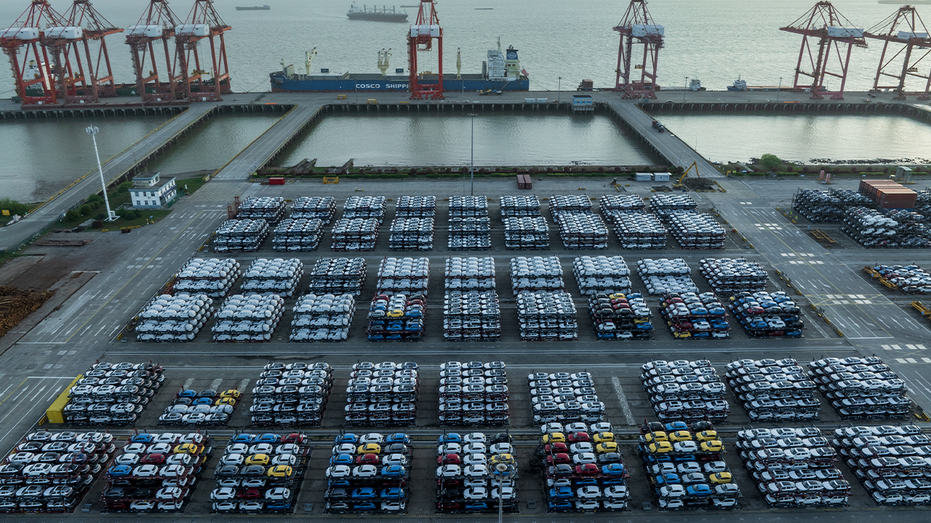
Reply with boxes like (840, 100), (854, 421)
(635, 172), (652, 182)
(877, 188), (917, 209)
(269, 177), (285, 185)
(517, 174), (532, 190)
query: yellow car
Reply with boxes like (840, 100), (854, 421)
(668, 430), (692, 442)
(642, 431), (668, 443)
(596, 442), (618, 454)
(215, 397), (237, 406)
(710, 472), (732, 484)
(542, 433), (566, 444)
(357, 443), (381, 454)
(387, 309), (404, 318)
(490, 454), (515, 466)
(593, 432), (614, 444)
(608, 293), (626, 300)
(700, 440), (724, 453)
(673, 331), (692, 339)
(648, 441), (673, 454)
(696, 430), (717, 442)
(220, 389), (242, 399)
(267, 465), (293, 478)
(245, 454), (270, 466)
(174, 443), (204, 455)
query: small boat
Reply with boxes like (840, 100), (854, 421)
(727, 76), (747, 92)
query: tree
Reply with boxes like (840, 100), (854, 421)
(65, 209), (79, 221)
(759, 154), (782, 172)
(0, 198), (30, 215)
(87, 193), (102, 203)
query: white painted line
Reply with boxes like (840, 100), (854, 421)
(611, 377), (635, 427)
(923, 358), (931, 364)
(28, 385), (47, 402)
(238, 379), (250, 392)
(897, 358), (908, 364)
(210, 378), (223, 391)
(907, 358), (918, 364)
(182, 378), (194, 390)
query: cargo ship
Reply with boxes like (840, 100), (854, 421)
(270, 43), (530, 93)
(347, 4), (408, 23)
(236, 5), (270, 10)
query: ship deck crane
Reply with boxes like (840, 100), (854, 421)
(408, 0), (443, 100)
(0, 0), (67, 105)
(126, 0), (182, 103)
(175, 0), (231, 102)
(613, 0), (664, 99)
(865, 6), (931, 100)
(780, 1), (866, 100)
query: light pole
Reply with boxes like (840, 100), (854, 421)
(683, 76), (689, 103)
(86, 126), (117, 221)
(468, 113), (477, 196)
(557, 76), (561, 102)
(777, 76), (783, 103)
(495, 462), (515, 523)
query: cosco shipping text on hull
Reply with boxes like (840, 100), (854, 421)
(269, 74), (529, 93)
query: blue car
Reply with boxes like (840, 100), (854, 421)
(267, 500), (292, 511)
(334, 434), (358, 444)
(381, 465), (405, 477)
(386, 433), (410, 445)
(653, 473), (680, 486)
(328, 479), (350, 488)
(548, 500), (573, 511)
(352, 502), (376, 511)
(256, 433), (279, 443)
(574, 477), (598, 486)
(549, 486), (573, 499)
(130, 433), (154, 443)
(785, 329), (802, 338)
(464, 502), (488, 511)
(330, 454), (353, 466)
(602, 464), (626, 476)
(178, 389), (197, 398)
(664, 421), (688, 431)
(351, 488), (376, 499)
(687, 484), (712, 496)
(193, 397), (213, 405)
(232, 434), (256, 444)
(438, 433), (462, 444)
(108, 465), (132, 476)
(379, 488), (405, 500)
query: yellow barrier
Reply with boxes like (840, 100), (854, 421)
(46, 375), (83, 424)
(322, 177), (339, 184)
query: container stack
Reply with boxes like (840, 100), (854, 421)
(605, 211), (667, 249)
(241, 258), (303, 297)
(792, 189), (845, 223)
(63, 361), (163, 426)
(834, 424), (931, 506)
(306, 257), (367, 296)
(660, 291), (730, 340)
(330, 218), (380, 251)
(448, 196), (491, 251)
(290, 196), (336, 223)
(136, 293), (213, 342)
(436, 431), (518, 514)
(737, 427), (848, 508)
(395, 196), (436, 218)
(438, 361), (509, 426)
(699, 258), (767, 294)
(869, 264), (931, 294)
(843, 207), (931, 248)
(641, 360), (729, 423)
(555, 212), (609, 249)
(5, 430), (111, 514)
(343, 196), (387, 220)
(272, 219), (324, 251)
(503, 216), (549, 250)
(528, 370), (605, 425)
(638, 258), (698, 295)
(250, 362), (333, 426)
(510, 256), (564, 293)
(343, 361), (420, 426)
(859, 179), (918, 209)
(237, 196), (287, 223)
(725, 358), (819, 422)
(639, 420), (739, 510)
(588, 292), (653, 340)
(663, 211), (725, 249)
(500, 195), (541, 218)
(211, 432), (310, 514)
(212, 294), (285, 342)
(810, 356), (911, 419)
(388, 218), (435, 251)
(324, 431), (412, 514)
(728, 291), (803, 338)
(600, 194), (646, 214)
(290, 294), (354, 342)
(213, 219), (269, 252)
(101, 432), (208, 513)
(173, 258), (240, 297)
(573, 255), (631, 296)
(538, 423), (629, 513)
(517, 291), (578, 341)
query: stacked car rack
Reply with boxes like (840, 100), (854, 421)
(738, 427), (848, 508)
(240, 259), (303, 297)
(172, 258), (240, 297)
(435, 431), (518, 513)
(290, 196), (336, 223)
(331, 218), (380, 252)
(511, 256), (564, 293)
(588, 292), (653, 340)
(290, 294), (354, 342)
(306, 258), (367, 296)
(573, 256), (631, 296)
(212, 294), (285, 342)
(272, 219), (324, 252)
(376, 257), (430, 296)
(213, 219), (269, 252)
(638, 258), (698, 295)
(555, 212), (609, 249)
(650, 193), (698, 215)
(444, 257), (499, 341)
(503, 216), (549, 250)
(3, 430), (114, 513)
(210, 432), (309, 514)
(136, 294), (213, 342)
(660, 291), (730, 340)
(600, 194), (646, 213)
(728, 291), (803, 338)
(343, 196), (387, 220)
(500, 195), (542, 218)
(809, 356), (911, 419)
(604, 211), (667, 249)
(834, 424), (931, 506)
(158, 387), (240, 427)
(517, 291), (578, 341)
(725, 358), (819, 422)
(395, 196), (436, 218)
(64, 361), (163, 425)
(448, 196), (491, 250)
(663, 211), (725, 249)
(641, 360), (729, 423)
(324, 432), (412, 514)
(843, 207), (931, 248)
(237, 197), (287, 223)
(792, 189), (845, 223)
(367, 293), (425, 342)
(539, 422), (628, 513)
(388, 218), (435, 251)
(439, 361), (509, 426)
(250, 362), (333, 426)
(639, 419), (739, 510)
(867, 264), (931, 294)
(528, 371), (605, 425)
(699, 258), (767, 294)
(344, 361), (420, 427)
(445, 257), (495, 292)
(101, 432), (209, 513)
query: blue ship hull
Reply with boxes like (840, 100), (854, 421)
(270, 72), (529, 93)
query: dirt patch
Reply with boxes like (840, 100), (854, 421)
(0, 286), (53, 337)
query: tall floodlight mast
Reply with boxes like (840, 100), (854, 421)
(865, 6), (931, 100)
(408, 0), (443, 100)
(780, 1), (866, 100)
(613, 0), (664, 99)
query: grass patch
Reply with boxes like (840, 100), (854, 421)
(101, 210), (171, 230)
(0, 199), (38, 226)
(176, 177), (208, 195)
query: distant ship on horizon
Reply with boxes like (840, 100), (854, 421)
(878, 0), (931, 4)
(236, 5), (270, 10)
(347, 4), (408, 23)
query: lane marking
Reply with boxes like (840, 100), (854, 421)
(611, 377), (635, 427)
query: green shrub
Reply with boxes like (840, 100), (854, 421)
(79, 205), (91, 216)
(96, 212), (106, 220)
(65, 209), (79, 221)
(87, 194), (102, 203)
(118, 181), (133, 193)
(0, 198), (30, 215)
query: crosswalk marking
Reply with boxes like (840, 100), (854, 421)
(884, 344), (927, 351)
(924, 358), (931, 364)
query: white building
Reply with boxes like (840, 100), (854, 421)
(129, 172), (177, 209)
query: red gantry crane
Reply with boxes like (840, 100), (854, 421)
(865, 6), (931, 100)
(126, 0), (182, 103)
(55, 0), (123, 103)
(408, 0), (443, 100)
(0, 0), (67, 105)
(780, 1), (866, 100)
(175, 0), (231, 102)
(613, 0), (664, 99)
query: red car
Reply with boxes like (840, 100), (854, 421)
(281, 433), (304, 444)
(141, 453), (166, 465)
(575, 464), (600, 476)
(545, 453), (571, 465)
(356, 454), (379, 465)
(567, 432), (591, 443)
(237, 488), (261, 500)
(437, 454), (461, 465)
(542, 443), (568, 454)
